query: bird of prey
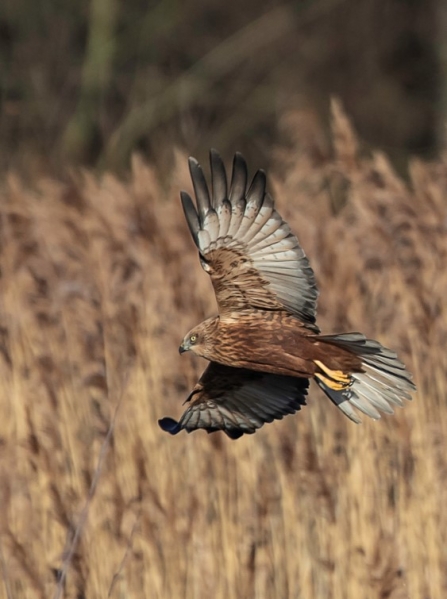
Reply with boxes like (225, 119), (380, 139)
(159, 150), (415, 439)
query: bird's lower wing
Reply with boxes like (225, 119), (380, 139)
(159, 362), (309, 439)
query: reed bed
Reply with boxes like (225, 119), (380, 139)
(0, 104), (446, 598)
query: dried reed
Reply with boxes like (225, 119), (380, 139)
(0, 104), (445, 598)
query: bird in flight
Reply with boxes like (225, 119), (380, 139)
(159, 150), (415, 439)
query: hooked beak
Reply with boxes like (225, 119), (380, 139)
(179, 342), (188, 355)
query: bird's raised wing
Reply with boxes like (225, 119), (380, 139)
(158, 362), (309, 439)
(181, 150), (319, 328)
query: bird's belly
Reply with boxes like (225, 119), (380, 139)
(214, 337), (315, 378)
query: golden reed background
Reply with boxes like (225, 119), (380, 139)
(0, 104), (446, 598)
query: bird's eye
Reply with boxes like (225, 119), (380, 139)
(190, 334), (197, 343)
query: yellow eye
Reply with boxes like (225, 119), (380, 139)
(190, 334), (197, 343)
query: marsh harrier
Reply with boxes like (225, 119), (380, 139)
(159, 150), (415, 439)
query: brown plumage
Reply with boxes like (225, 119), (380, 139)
(159, 150), (416, 439)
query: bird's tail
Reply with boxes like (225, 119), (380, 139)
(314, 333), (416, 423)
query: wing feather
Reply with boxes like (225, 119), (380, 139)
(202, 209), (220, 243)
(237, 171), (266, 238)
(183, 150), (319, 326)
(229, 152), (248, 204)
(180, 191), (200, 244)
(216, 200), (232, 238)
(249, 224), (292, 252)
(227, 198), (246, 238)
(246, 214), (283, 248)
(252, 243), (299, 259)
(159, 362), (309, 439)
(240, 208), (273, 244)
(210, 149), (228, 209)
(188, 158), (211, 220)
(197, 229), (211, 250)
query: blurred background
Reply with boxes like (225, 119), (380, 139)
(1, 2), (447, 599)
(1, 0), (446, 175)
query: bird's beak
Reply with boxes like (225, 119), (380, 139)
(179, 343), (187, 355)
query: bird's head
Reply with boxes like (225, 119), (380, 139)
(179, 317), (219, 360)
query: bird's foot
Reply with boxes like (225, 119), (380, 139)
(314, 360), (351, 390)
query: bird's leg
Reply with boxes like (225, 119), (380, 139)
(313, 359), (351, 391)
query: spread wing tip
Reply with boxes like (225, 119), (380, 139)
(188, 157), (211, 219)
(158, 417), (182, 435)
(229, 152), (248, 203)
(209, 147), (221, 160)
(209, 149), (228, 207)
(187, 156), (200, 173)
(180, 191), (200, 243)
(246, 168), (266, 203)
(158, 416), (245, 439)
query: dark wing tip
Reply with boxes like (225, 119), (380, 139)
(158, 417), (182, 435)
(247, 169), (266, 203)
(180, 189), (194, 203)
(224, 428), (245, 440)
(188, 156), (211, 219)
(209, 149), (227, 207)
(180, 191), (200, 244)
(187, 156), (199, 170)
(232, 152), (248, 176)
(159, 416), (246, 440)
(209, 148), (221, 161)
(229, 152), (248, 204)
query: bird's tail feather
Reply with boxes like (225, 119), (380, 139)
(315, 333), (416, 423)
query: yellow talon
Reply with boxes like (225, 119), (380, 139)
(314, 360), (351, 389)
(314, 372), (348, 391)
